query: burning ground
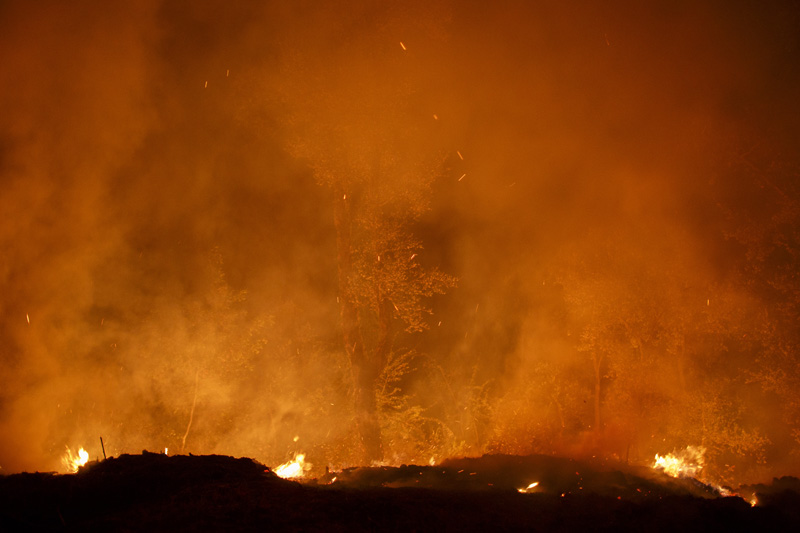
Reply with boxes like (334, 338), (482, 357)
(2, 0), (800, 502)
(1, 452), (799, 531)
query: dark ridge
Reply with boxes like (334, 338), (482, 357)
(0, 453), (797, 532)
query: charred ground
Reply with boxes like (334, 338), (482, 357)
(1, 453), (798, 532)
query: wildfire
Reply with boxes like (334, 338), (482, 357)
(517, 481), (539, 493)
(653, 445), (705, 479)
(274, 453), (311, 479)
(62, 446), (89, 473)
(653, 446), (758, 506)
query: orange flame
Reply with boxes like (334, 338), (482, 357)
(274, 453), (310, 479)
(62, 446), (89, 473)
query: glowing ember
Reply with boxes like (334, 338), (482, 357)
(653, 445), (705, 478)
(62, 446), (89, 473)
(274, 453), (310, 479)
(517, 481), (539, 493)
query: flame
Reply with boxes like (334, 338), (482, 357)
(654, 446), (759, 505)
(518, 481), (539, 493)
(62, 446), (89, 473)
(653, 445), (705, 478)
(274, 453), (310, 479)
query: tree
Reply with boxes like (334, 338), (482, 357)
(142, 248), (260, 453)
(266, 3), (455, 463)
(717, 144), (800, 449)
(557, 237), (659, 446)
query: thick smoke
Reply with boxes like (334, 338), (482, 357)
(1, 0), (798, 482)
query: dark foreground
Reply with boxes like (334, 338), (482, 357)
(1, 453), (798, 532)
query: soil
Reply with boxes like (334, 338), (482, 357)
(1, 452), (798, 532)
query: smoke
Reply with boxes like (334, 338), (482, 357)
(1, 0), (798, 482)
(0, 0), (161, 471)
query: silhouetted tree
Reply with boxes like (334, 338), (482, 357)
(268, 4), (455, 463)
(557, 237), (656, 443)
(115, 248), (265, 454)
(718, 145), (800, 448)
(555, 228), (765, 471)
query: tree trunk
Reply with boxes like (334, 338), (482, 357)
(592, 353), (603, 436)
(550, 393), (566, 437)
(333, 190), (383, 464)
(180, 368), (200, 454)
(373, 265), (394, 377)
(677, 333), (687, 390)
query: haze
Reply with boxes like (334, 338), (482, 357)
(1, 0), (798, 485)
